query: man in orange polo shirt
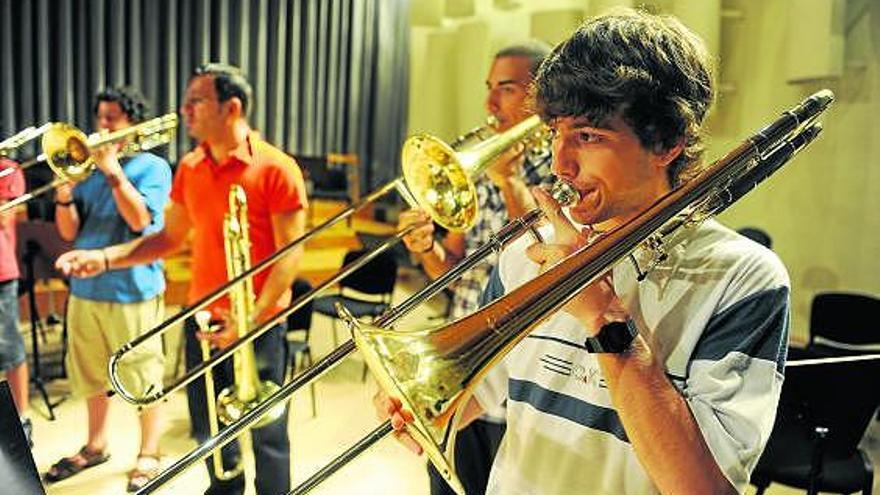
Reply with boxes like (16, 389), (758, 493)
(56, 63), (307, 495)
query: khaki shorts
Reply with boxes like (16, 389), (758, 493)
(66, 294), (165, 401)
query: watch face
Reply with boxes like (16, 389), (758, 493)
(603, 321), (635, 352)
(587, 319), (637, 353)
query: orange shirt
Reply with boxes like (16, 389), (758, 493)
(170, 132), (307, 317)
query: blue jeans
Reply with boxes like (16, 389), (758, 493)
(185, 317), (290, 495)
(0, 280), (26, 372)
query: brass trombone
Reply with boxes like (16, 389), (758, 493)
(120, 115), (553, 493)
(0, 113), (178, 213)
(195, 311), (244, 481)
(0, 124), (51, 157)
(217, 184), (286, 427)
(133, 90), (834, 495)
(108, 113), (550, 408)
(315, 90), (834, 495)
(134, 180), (578, 495)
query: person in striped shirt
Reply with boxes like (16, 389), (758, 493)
(381, 9), (789, 495)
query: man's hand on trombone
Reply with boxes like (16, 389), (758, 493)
(195, 307), (273, 350)
(525, 186), (628, 334)
(90, 140), (125, 181)
(373, 388), (488, 457)
(372, 391), (423, 455)
(398, 209), (435, 254)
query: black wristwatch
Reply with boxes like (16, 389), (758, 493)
(584, 319), (639, 353)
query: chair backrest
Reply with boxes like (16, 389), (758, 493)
(774, 355), (880, 458)
(339, 248), (398, 297)
(809, 292), (880, 352)
(295, 154), (359, 203)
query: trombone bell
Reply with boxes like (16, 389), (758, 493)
(401, 114), (545, 233)
(341, 306), (472, 495)
(41, 123), (94, 182)
(216, 381), (284, 426)
(402, 135), (477, 233)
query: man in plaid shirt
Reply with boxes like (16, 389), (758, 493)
(397, 41), (554, 495)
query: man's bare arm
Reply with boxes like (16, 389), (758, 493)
(252, 208), (306, 321)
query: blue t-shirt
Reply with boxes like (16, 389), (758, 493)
(70, 152), (172, 302)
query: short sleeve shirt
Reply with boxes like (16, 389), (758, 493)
(473, 219), (791, 494)
(170, 132), (307, 317)
(69, 153), (172, 302)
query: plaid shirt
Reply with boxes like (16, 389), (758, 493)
(448, 150), (554, 320)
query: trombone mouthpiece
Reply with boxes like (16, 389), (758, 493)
(549, 179), (580, 207)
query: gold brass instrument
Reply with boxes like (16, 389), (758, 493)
(403, 114), (549, 231)
(293, 90), (835, 494)
(109, 113), (549, 408)
(448, 116), (497, 149)
(133, 179), (578, 495)
(0, 113), (178, 213)
(195, 311), (244, 481)
(131, 89), (833, 495)
(124, 116), (564, 494)
(0, 124), (51, 157)
(217, 185), (285, 427)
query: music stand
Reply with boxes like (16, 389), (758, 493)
(15, 219), (72, 420)
(0, 380), (45, 495)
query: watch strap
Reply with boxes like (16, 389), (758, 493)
(584, 318), (639, 353)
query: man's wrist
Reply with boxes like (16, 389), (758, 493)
(55, 199), (74, 206)
(105, 173), (123, 189)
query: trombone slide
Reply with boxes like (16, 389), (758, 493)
(196, 311), (244, 481)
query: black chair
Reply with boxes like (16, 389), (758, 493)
(807, 292), (880, 356)
(286, 278), (316, 417)
(750, 354), (880, 495)
(295, 153), (360, 225)
(312, 248), (398, 379)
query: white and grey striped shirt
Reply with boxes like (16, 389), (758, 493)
(473, 219), (790, 495)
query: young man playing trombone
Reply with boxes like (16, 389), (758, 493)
(46, 86), (172, 492)
(56, 64), (306, 495)
(382, 9), (789, 495)
(397, 41), (554, 495)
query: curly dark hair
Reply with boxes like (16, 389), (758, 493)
(193, 63), (253, 117)
(94, 86), (152, 124)
(535, 9), (715, 187)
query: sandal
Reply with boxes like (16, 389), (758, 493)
(44, 446), (110, 482)
(126, 454), (161, 492)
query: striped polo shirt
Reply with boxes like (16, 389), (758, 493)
(472, 219), (790, 494)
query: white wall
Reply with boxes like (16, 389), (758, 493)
(407, 0), (880, 341)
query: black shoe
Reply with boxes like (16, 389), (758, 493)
(20, 417), (33, 448)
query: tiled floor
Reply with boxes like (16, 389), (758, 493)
(18, 269), (880, 494)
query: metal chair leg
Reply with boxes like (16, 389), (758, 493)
(807, 426), (829, 495)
